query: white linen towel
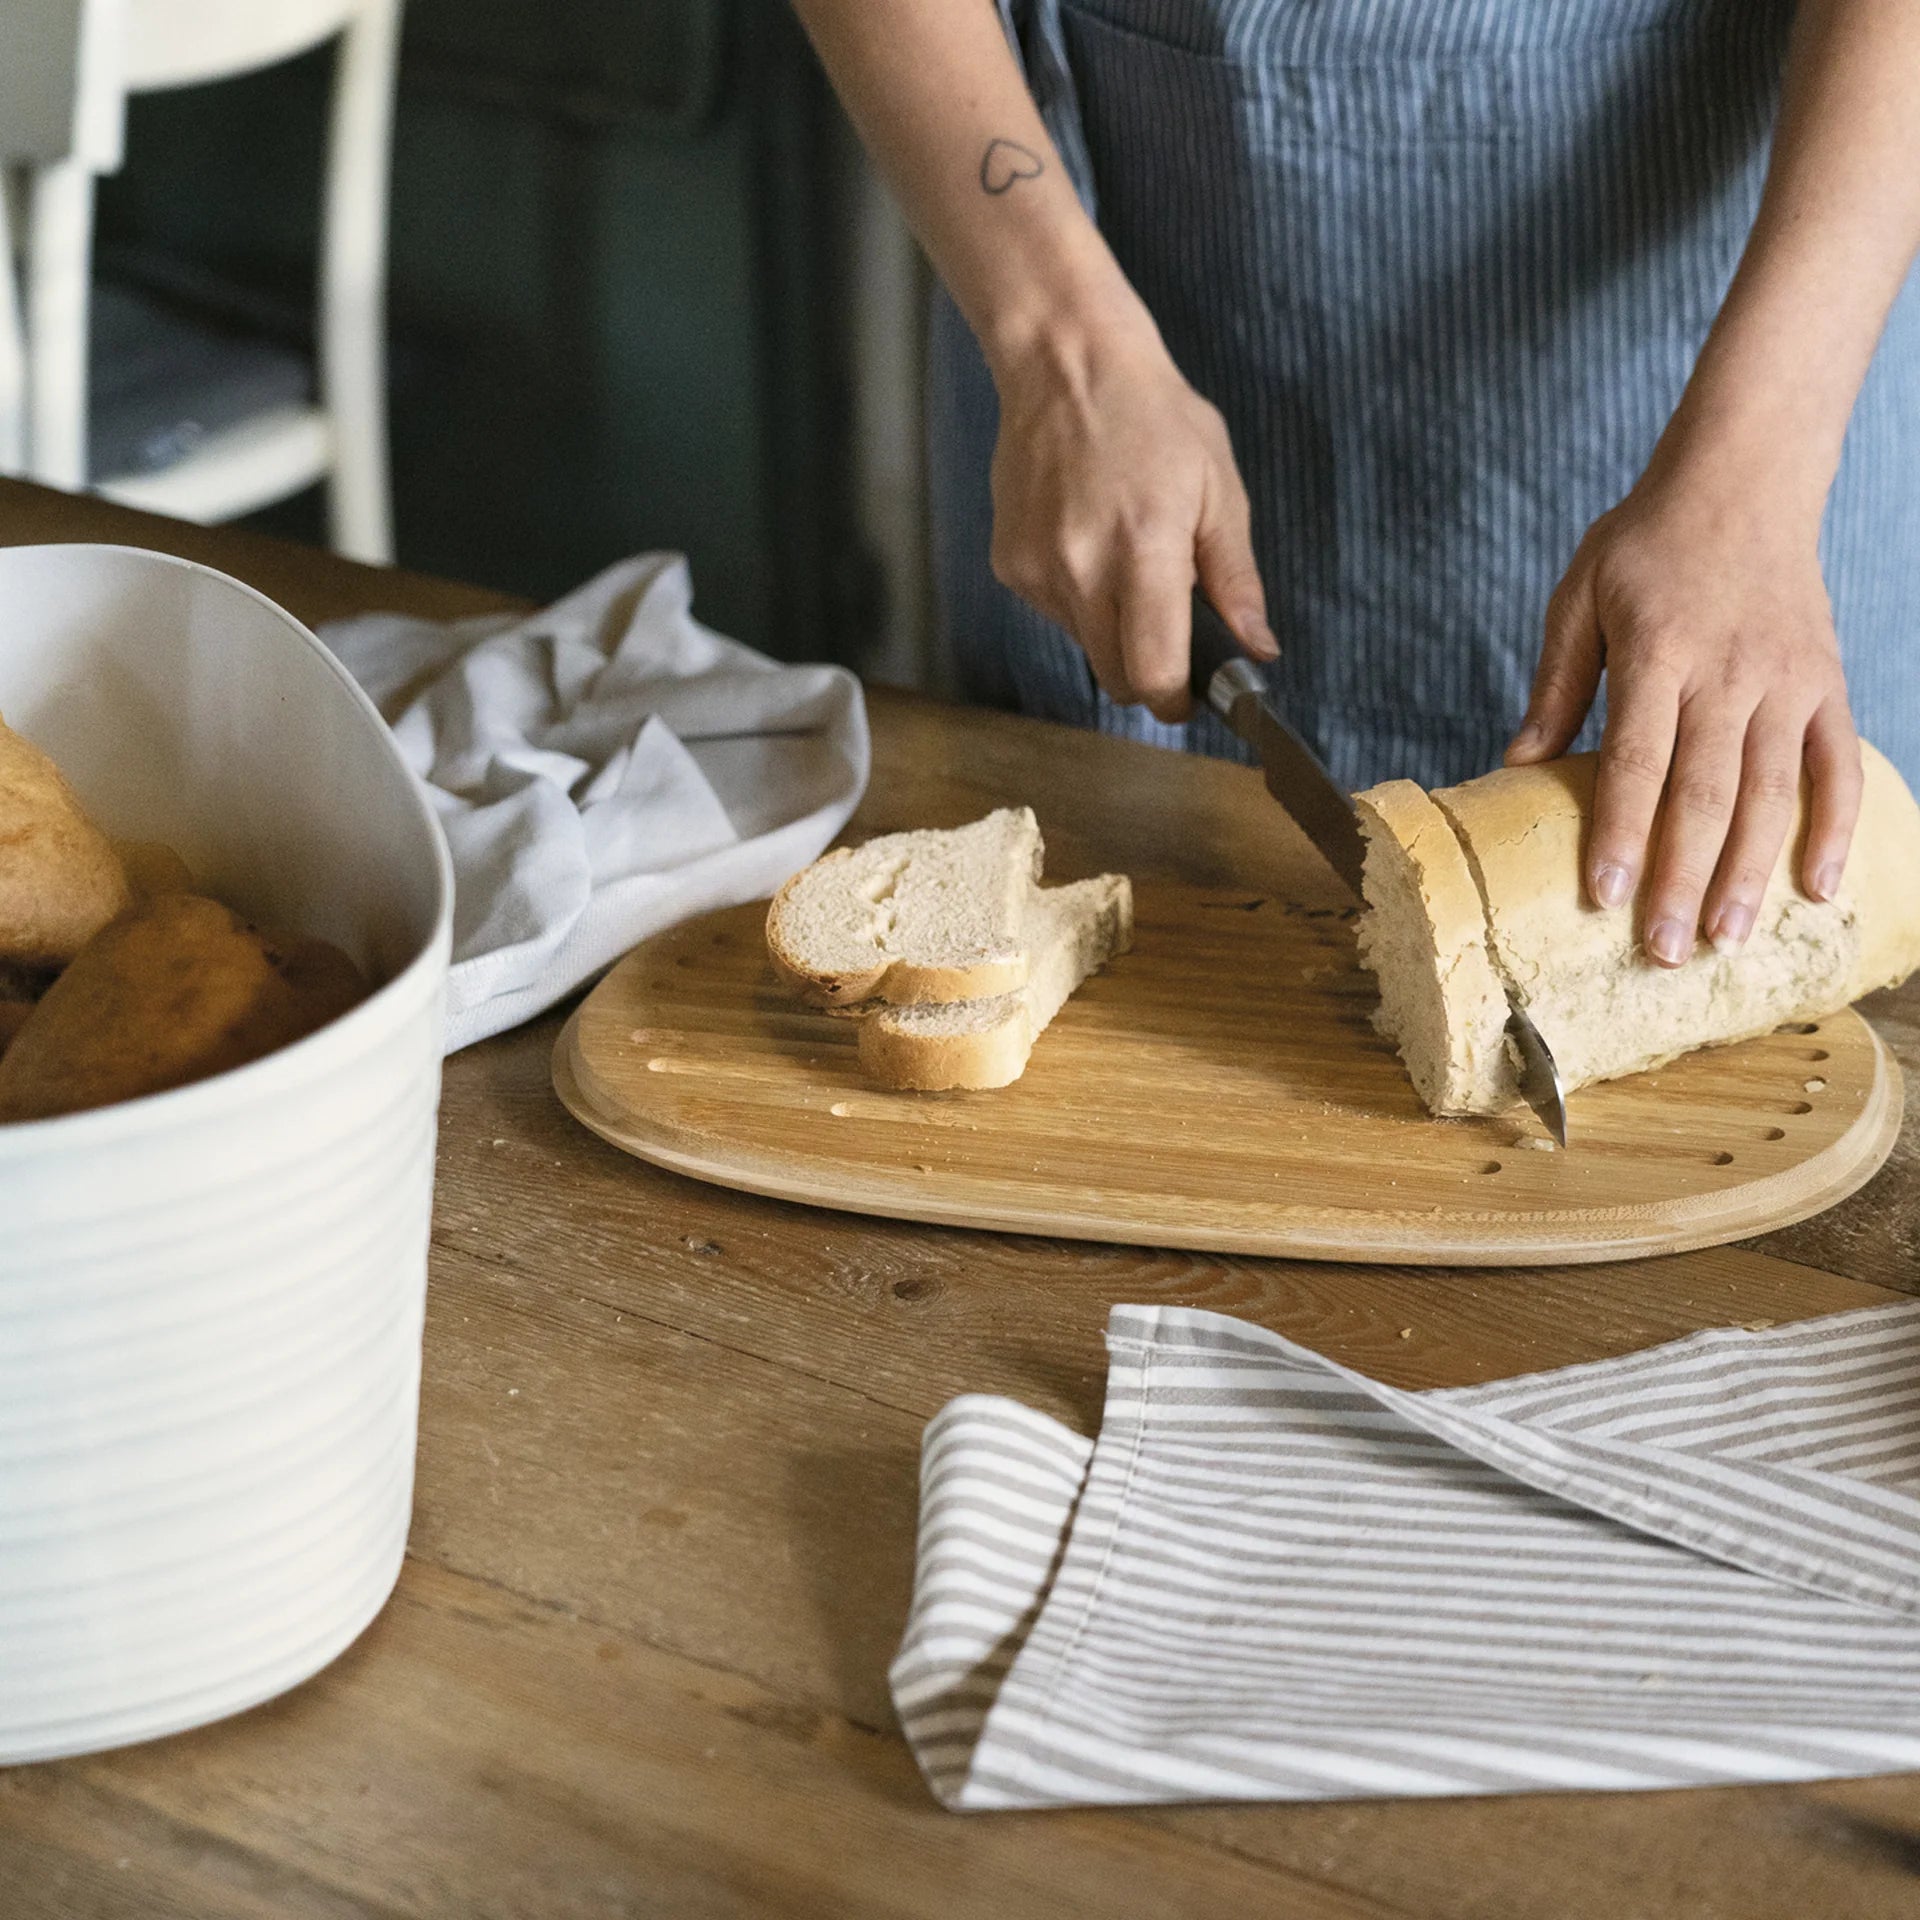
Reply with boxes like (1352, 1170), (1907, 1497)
(893, 1302), (1920, 1809)
(320, 554), (869, 1050)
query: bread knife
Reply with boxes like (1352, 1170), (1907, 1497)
(1188, 589), (1569, 1147)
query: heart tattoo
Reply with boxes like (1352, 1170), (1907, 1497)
(979, 138), (1045, 195)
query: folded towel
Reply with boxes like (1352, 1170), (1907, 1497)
(321, 555), (869, 1050)
(893, 1302), (1920, 1810)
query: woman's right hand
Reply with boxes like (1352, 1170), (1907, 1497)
(985, 316), (1276, 722)
(787, 0), (1271, 717)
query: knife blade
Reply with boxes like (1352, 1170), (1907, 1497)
(1188, 589), (1569, 1147)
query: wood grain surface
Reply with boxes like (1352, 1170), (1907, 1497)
(5, 480), (1920, 1920)
(559, 887), (1902, 1264)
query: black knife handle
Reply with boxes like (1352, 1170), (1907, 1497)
(1189, 588), (1269, 720)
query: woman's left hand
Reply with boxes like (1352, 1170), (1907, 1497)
(1504, 460), (1862, 967)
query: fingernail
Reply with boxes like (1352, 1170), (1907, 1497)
(1648, 917), (1691, 966)
(1240, 613), (1279, 659)
(1810, 862), (1843, 903)
(1593, 863), (1631, 910)
(1708, 901), (1754, 952)
(1507, 721), (1545, 759)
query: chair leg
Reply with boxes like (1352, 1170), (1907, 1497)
(25, 158), (95, 491)
(0, 169), (26, 475)
(319, 0), (400, 566)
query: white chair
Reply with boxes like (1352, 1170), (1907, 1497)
(1, 0), (400, 563)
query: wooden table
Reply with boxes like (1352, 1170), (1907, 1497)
(4, 478), (1920, 1920)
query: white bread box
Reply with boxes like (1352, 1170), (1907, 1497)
(0, 544), (453, 1763)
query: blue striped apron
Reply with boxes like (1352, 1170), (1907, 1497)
(928, 0), (1920, 792)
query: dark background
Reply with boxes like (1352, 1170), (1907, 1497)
(97, 0), (886, 668)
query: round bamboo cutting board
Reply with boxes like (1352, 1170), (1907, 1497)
(553, 884), (1903, 1266)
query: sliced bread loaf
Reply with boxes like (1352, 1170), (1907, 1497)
(766, 807), (1041, 1007)
(1353, 780), (1510, 1115)
(1356, 742), (1920, 1115)
(857, 873), (1134, 1090)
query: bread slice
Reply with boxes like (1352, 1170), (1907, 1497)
(1354, 781), (1511, 1115)
(766, 808), (1041, 1008)
(1355, 741), (1920, 1116)
(0, 714), (133, 969)
(857, 874), (1133, 1090)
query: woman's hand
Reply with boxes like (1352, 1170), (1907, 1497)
(1498, 0), (1920, 970)
(985, 318), (1275, 721)
(1505, 460), (1861, 965)
(787, 0), (1276, 717)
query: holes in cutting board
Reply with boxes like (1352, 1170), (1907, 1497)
(1777, 1021), (1821, 1035)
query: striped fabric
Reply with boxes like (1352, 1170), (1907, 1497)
(891, 1302), (1920, 1809)
(929, 0), (1920, 790)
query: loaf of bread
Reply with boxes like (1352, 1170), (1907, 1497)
(1357, 744), (1920, 1116)
(0, 711), (368, 1122)
(114, 838), (197, 902)
(0, 996), (34, 1056)
(767, 808), (1042, 1008)
(0, 893), (368, 1123)
(0, 713), (132, 968)
(858, 873), (1133, 1090)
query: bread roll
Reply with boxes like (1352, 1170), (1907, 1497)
(0, 893), (367, 1123)
(0, 1000), (33, 1055)
(113, 838), (196, 901)
(0, 714), (133, 967)
(1358, 743), (1920, 1115)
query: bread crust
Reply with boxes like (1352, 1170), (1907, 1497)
(113, 838), (196, 902)
(854, 873), (1133, 1091)
(0, 716), (134, 968)
(1846, 742), (1920, 1000)
(0, 894), (367, 1122)
(856, 998), (1035, 1091)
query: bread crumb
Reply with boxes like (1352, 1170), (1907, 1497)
(1740, 1318), (1777, 1332)
(1398, 1327), (1414, 1340)
(1804, 1077), (1827, 1093)
(1522, 1137), (1556, 1152)
(829, 1101), (853, 1117)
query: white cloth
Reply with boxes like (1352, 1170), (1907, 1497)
(321, 555), (869, 1051)
(893, 1301), (1920, 1810)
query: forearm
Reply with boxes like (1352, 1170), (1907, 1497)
(1656, 0), (1920, 508)
(789, 0), (1154, 377)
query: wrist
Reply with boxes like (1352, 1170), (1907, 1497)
(1645, 300), (1862, 528)
(972, 238), (1165, 395)
(1641, 382), (1840, 534)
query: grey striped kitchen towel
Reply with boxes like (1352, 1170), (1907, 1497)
(891, 1302), (1920, 1810)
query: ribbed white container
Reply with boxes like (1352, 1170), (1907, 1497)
(0, 545), (453, 1764)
